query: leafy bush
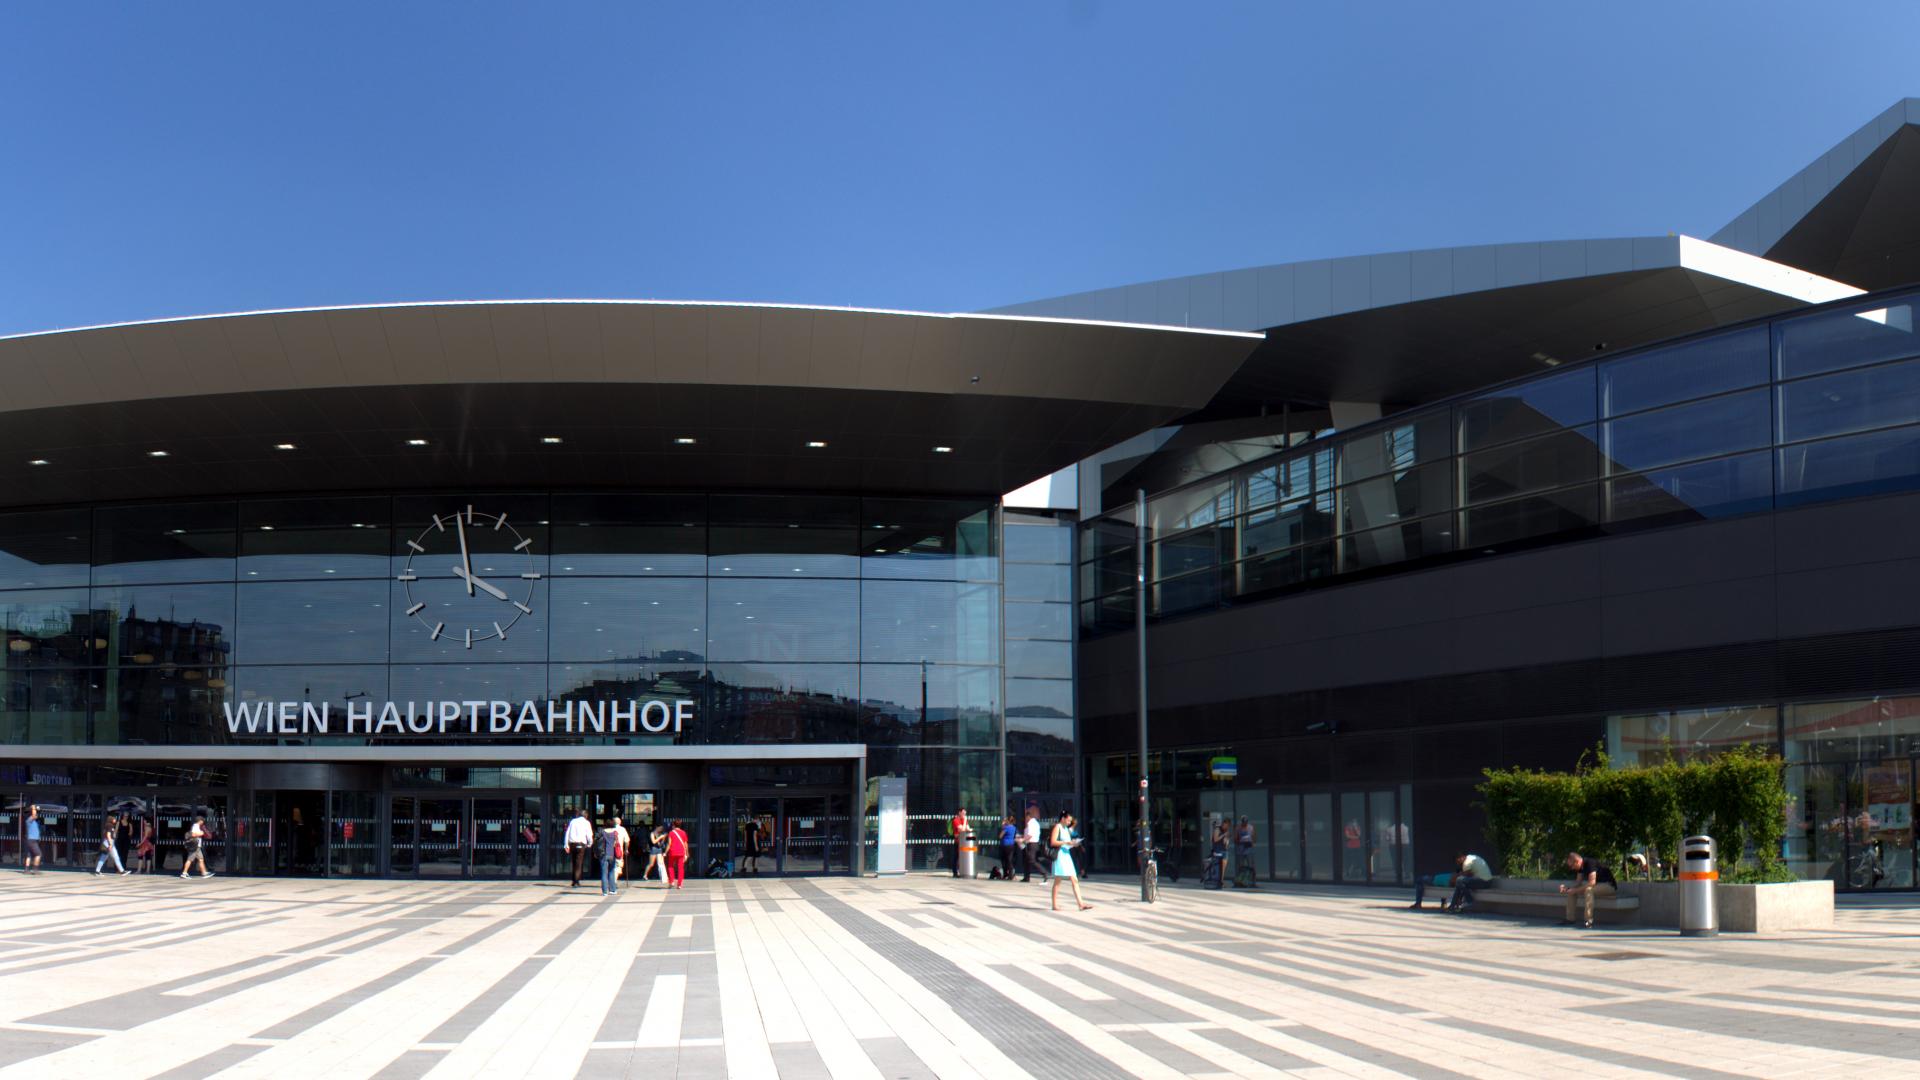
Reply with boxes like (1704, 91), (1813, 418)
(1479, 744), (1791, 883)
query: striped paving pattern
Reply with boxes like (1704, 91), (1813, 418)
(0, 872), (1916, 1078)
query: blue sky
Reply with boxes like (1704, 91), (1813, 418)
(1, 3), (1915, 336)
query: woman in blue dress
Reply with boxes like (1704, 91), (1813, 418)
(1049, 812), (1092, 912)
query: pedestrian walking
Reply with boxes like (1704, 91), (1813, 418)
(997, 815), (1017, 881)
(22, 805), (43, 875)
(598, 819), (622, 896)
(180, 815), (213, 878)
(742, 815), (764, 875)
(1235, 816), (1257, 887)
(563, 807), (592, 888)
(1050, 812), (1091, 912)
(643, 822), (667, 885)
(613, 815), (631, 883)
(665, 819), (689, 889)
(134, 817), (155, 874)
(1019, 805), (1045, 882)
(94, 813), (130, 876)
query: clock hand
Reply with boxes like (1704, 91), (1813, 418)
(455, 513), (473, 596)
(449, 564), (511, 601)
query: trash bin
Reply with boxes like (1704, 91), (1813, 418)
(954, 829), (977, 879)
(1679, 834), (1718, 937)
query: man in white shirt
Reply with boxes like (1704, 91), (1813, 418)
(1410, 851), (1493, 911)
(1020, 806), (1046, 883)
(564, 808), (593, 888)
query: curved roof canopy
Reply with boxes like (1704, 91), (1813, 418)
(991, 235), (1855, 417)
(0, 301), (1260, 505)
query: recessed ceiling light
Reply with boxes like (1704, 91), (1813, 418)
(406, 439), (429, 447)
(673, 437), (697, 445)
(27, 459), (48, 466)
(259, 525), (274, 531)
(147, 450), (170, 458)
(541, 436), (563, 444)
(274, 443), (296, 451)
(932, 446), (953, 453)
(806, 441), (827, 449)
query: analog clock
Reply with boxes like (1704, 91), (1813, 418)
(397, 506), (540, 648)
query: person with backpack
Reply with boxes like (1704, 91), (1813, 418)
(597, 818), (623, 896)
(180, 815), (213, 879)
(665, 819), (689, 889)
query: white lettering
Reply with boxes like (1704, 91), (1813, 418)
(376, 702), (406, 734)
(610, 699), (637, 732)
(347, 700), (373, 734)
(675, 699), (694, 733)
(578, 701), (604, 734)
(302, 701), (330, 735)
(406, 705), (434, 734)
(640, 700), (671, 733)
(463, 701), (487, 734)
(489, 701), (512, 733)
(516, 699), (544, 733)
(437, 701), (462, 733)
(223, 701), (269, 734)
(547, 700), (573, 732)
(276, 701), (299, 734)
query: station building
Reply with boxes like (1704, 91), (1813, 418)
(6, 100), (1920, 887)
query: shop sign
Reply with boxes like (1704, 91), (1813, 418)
(1209, 756), (1238, 779)
(223, 698), (696, 737)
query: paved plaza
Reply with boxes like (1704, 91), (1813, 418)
(0, 871), (1916, 1079)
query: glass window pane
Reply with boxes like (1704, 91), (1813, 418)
(710, 494), (857, 577)
(93, 502), (237, 585)
(1236, 541), (1334, 595)
(0, 588), (93, 668)
(709, 662), (860, 744)
(92, 583), (234, 667)
(1149, 480), (1233, 537)
(238, 497), (392, 580)
(1785, 697), (1920, 763)
(862, 498), (995, 581)
(1007, 562), (1072, 602)
(550, 663), (703, 743)
(548, 493), (706, 576)
(1153, 569), (1220, 615)
(1153, 528), (1221, 578)
(858, 663), (998, 746)
(1337, 411), (1450, 482)
(231, 665), (392, 731)
(1338, 460), (1452, 532)
(236, 579), (389, 665)
(1460, 426), (1599, 505)
(546, 577), (706, 663)
(1777, 293), (1920, 379)
(1778, 356), (1920, 444)
(860, 581), (998, 665)
(1004, 601), (1070, 641)
(0, 509), (90, 589)
(707, 578), (856, 663)
(1607, 452), (1773, 525)
(1003, 521), (1071, 564)
(1457, 367), (1596, 452)
(1602, 388), (1771, 473)
(1462, 485), (1600, 548)
(1006, 677), (1072, 723)
(1239, 502), (1333, 558)
(1006, 639), (1071, 680)
(1339, 515), (1454, 572)
(390, 664), (548, 716)
(1, 668), (98, 744)
(1601, 327), (1769, 417)
(1777, 424), (1920, 507)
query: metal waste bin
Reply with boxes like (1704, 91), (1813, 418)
(1680, 834), (1718, 937)
(954, 829), (977, 879)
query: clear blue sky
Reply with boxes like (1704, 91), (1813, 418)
(2, 3), (1915, 336)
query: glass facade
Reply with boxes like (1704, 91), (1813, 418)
(1081, 292), (1920, 629)
(1002, 511), (1076, 826)
(0, 492), (998, 757)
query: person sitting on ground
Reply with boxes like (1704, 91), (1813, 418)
(1557, 850), (1617, 929)
(1410, 851), (1491, 911)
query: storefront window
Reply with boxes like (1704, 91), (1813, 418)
(1607, 705), (1779, 766)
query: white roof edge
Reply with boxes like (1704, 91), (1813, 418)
(1675, 235), (1866, 303)
(0, 297), (1265, 346)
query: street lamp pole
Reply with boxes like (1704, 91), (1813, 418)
(1135, 488), (1152, 902)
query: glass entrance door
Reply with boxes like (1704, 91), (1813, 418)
(783, 797), (827, 875)
(709, 794), (848, 876)
(417, 798), (465, 877)
(472, 798), (515, 877)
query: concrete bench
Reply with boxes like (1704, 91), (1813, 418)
(1468, 877), (1641, 924)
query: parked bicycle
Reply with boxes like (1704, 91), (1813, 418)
(1850, 840), (1885, 889)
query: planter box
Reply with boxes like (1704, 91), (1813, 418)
(1619, 879), (1833, 933)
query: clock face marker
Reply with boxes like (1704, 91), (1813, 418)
(513, 538), (531, 551)
(402, 506), (536, 641)
(464, 627), (473, 649)
(522, 572), (541, 579)
(430, 622), (445, 640)
(405, 602), (425, 616)
(397, 573), (416, 582)
(513, 601), (532, 615)
(494, 622), (506, 641)
(466, 504), (474, 524)
(493, 513), (507, 531)
(431, 515), (446, 532)
(406, 540), (425, 553)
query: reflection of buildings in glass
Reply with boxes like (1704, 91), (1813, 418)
(2, 605), (230, 745)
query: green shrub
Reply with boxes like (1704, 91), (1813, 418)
(1478, 744), (1791, 882)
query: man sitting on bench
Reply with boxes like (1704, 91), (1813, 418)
(1409, 852), (1493, 911)
(1557, 850), (1617, 929)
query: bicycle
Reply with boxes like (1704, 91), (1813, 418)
(1849, 841), (1885, 889)
(1201, 848), (1226, 890)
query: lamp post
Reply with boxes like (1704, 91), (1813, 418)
(1135, 488), (1152, 902)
